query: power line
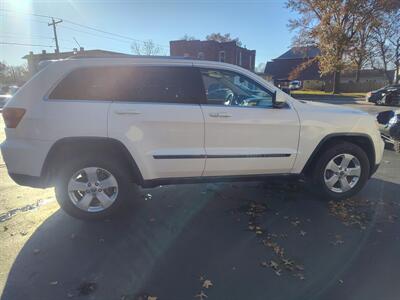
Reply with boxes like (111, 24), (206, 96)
(0, 8), (169, 48)
(0, 42), (55, 48)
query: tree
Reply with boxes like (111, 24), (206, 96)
(348, 23), (375, 82)
(287, 0), (392, 93)
(206, 33), (242, 47)
(387, 10), (400, 83)
(370, 10), (397, 83)
(0, 62), (28, 86)
(180, 34), (196, 41)
(131, 40), (163, 56)
(255, 62), (266, 73)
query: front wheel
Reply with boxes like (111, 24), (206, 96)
(312, 142), (370, 200)
(55, 155), (136, 220)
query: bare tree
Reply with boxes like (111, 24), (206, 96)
(387, 10), (400, 83)
(206, 33), (242, 47)
(371, 13), (395, 83)
(180, 34), (196, 41)
(131, 40), (163, 56)
(349, 23), (375, 82)
(0, 62), (28, 85)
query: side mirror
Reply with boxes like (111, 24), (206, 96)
(272, 91), (287, 108)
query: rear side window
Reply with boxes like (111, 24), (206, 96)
(48, 66), (205, 104)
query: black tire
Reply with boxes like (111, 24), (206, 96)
(394, 141), (400, 153)
(312, 142), (370, 200)
(55, 154), (136, 220)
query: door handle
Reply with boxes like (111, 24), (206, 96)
(209, 112), (232, 118)
(114, 109), (141, 115)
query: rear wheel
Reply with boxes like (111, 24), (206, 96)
(55, 155), (136, 220)
(312, 142), (370, 200)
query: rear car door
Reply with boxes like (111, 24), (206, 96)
(108, 65), (206, 180)
(198, 67), (300, 176)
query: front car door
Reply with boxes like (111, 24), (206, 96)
(108, 64), (206, 180)
(197, 66), (300, 177)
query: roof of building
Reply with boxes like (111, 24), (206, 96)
(264, 58), (322, 81)
(22, 49), (132, 60)
(275, 46), (320, 60)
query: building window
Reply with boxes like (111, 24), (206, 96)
(183, 53), (190, 58)
(198, 52), (204, 60)
(238, 51), (242, 66)
(219, 51), (225, 62)
(249, 55), (253, 70)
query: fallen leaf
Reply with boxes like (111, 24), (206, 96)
(269, 260), (279, 269)
(274, 269), (282, 276)
(195, 290), (208, 299)
(202, 279), (213, 289)
(300, 230), (306, 236)
(77, 281), (97, 295)
(50, 281), (58, 285)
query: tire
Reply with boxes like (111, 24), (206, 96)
(394, 140), (400, 153)
(55, 154), (136, 220)
(312, 142), (370, 200)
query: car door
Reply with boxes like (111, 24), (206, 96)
(108, 65), (206, 180)
(198, 67), (300, 177)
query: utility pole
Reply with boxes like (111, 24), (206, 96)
(48, 18), (62, 55)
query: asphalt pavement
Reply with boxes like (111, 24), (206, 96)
(0, 101), (399, 300)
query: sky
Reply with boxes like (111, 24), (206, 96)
(0, 0), (297, 69)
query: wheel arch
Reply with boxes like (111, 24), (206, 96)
(41, 137), (144, 186)
(301, 133), (376, 177)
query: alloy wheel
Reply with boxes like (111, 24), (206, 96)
(323, 153), (361, 193)
(67, 167), (119, 212)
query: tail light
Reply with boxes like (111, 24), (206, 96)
(2, 107), (26, 128)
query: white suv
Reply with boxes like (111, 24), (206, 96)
(1, 57), (384, 220)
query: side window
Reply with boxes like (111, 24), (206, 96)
(49, 66), (205, 104)
(200, 68), (274, 107)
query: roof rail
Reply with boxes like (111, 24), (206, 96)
(65, 55), (191, 60)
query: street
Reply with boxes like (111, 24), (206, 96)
(0, 101), (399, 300)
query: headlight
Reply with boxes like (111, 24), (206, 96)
(388, 115), (398, 126)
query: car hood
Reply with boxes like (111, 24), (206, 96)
(294, 100), (368, 116)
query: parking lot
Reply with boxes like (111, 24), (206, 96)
(0, 102), (399, 300)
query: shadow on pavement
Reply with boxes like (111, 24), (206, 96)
(1, 178), (400, 300)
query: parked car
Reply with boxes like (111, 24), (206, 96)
(0, 94), (12, 108)
(289, 80), (302, 90)
(1, 57), (384, 220)
(377, 109), (400, 153)
(0, 85), (18, 108)
(366, 84), (400, 106)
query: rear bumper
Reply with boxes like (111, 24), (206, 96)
(1, 138), (52, 177)
(8, 173), (48, 188)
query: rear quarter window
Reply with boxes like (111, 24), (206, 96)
(48, 65), (205, 104)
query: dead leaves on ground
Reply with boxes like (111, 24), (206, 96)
(243, 201), (306, 280)
(194, 277), (213, 299)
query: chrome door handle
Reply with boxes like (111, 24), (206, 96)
(114, 109), (141, 115)
(209, 112), (232, 118)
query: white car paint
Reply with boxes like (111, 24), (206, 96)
(1, 57), (384, 183)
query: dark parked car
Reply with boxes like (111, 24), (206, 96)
(377, 109), (400, 153)
(366, 84), (400, 106)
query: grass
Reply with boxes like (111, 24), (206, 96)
(291, 90), (366, 97)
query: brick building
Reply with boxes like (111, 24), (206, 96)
(23, 47), (133, 77)
(170, 40), (256, 71)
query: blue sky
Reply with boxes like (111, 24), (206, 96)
(0, 0), (296, 68)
